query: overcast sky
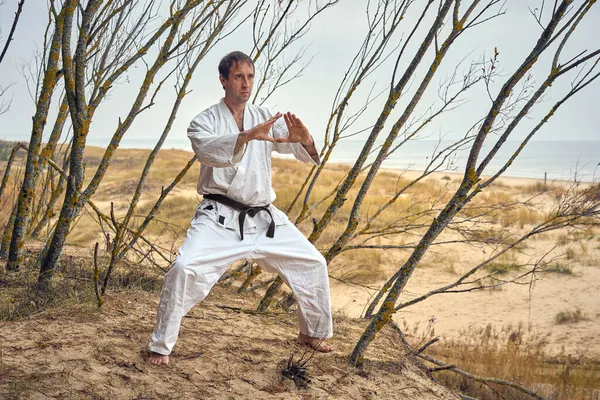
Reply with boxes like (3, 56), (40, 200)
(0, 0), (598, 153)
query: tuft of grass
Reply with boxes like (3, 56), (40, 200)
(518, 181), (551, 194)
(329, 249), (387, 284)
(555, 308), (589, 325)
(483, 261), (520, 275)
(556, 234), (569, 246)
(565, 247), (577, 260)
(543, 262), (574, 275)
(500, 206), (544, 229)
(280, 350), (312, 389)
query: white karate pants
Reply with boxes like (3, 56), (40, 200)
(148, 209), (333, 355)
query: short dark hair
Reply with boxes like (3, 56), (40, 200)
(218, 51), (254, 80)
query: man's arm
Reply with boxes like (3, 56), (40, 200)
(300, 136), (320, 163)
(188, 113), (246, 168)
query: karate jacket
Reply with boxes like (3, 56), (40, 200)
(187, 98), (320, 234)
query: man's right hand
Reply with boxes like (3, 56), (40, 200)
(235, 112), (281, 152)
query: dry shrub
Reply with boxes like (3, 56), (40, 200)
(481, 190), (514, 205)
(482, 261), (520, 276)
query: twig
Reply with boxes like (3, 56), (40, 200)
(0, 0), (25, 65)
(93, 242), (103, 307)
(416, 337), (439, 354)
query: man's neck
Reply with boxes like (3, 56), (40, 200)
(223, 97), (246, 118)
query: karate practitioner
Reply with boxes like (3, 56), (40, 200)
(147, 51), (333, 365)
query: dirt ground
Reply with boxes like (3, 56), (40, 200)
(0, 285), (459, 400)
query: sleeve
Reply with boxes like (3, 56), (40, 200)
(187, 111), (247, 168)
(268, 109), (321, 166)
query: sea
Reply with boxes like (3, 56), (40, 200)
(89, 137), (600, 183)
(317, 139), (600, 182)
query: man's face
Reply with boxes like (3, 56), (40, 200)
(220, 61), (254, 105)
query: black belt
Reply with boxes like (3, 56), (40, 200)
(204, 194), (275, 241)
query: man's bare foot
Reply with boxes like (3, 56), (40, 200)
(147, 351), (170, 365)
(298, 332), (333, 353)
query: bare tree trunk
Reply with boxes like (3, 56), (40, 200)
(237, 263), (262, 293)
(257, 275), (284, 312)
(6, 7), (63, 271)
(0, 204), (18, 259)
(31, 150), (70, 239)
(0, 143), (25, 205)
(28, 96), (69, 233)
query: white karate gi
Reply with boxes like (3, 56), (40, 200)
(149, 99), (333, 355)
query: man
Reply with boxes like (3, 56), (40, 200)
(147, 51), (333, 365)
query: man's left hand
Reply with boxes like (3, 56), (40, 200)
(277, 112), (313, 146)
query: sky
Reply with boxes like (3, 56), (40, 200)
(0, 0), (599, 154)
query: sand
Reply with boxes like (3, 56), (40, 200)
(0, 287), (459, 400)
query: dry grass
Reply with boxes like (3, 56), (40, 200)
(500, 206), (545, 228)
(420, 323), (600, 400)
(517, 181), (552, 194)
(1, 147), (559, 258)
(458, 190), (546, 229)
(0, 245), (164, 321)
